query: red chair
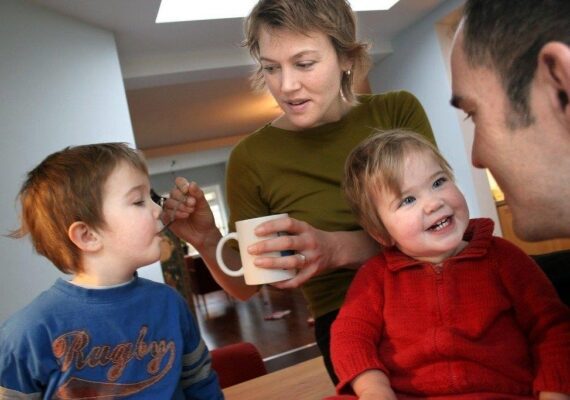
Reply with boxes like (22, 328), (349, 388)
(210, 342), (268, 388)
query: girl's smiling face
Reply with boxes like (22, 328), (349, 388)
(374, 150), (469, 264)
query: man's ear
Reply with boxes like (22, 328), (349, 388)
(537, 42), (570, 122)
(68, 221), (102, 252)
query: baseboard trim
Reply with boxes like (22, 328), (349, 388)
(263, 342), (321, 372)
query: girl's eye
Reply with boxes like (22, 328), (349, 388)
(399, 196), (416, 207)
(433, 177), (448, 188)
(134, 200), (145, 206)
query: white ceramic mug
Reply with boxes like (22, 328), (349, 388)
(215, 213), (297, 285)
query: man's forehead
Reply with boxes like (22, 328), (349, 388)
(449, 20), (465, 58)
(450, 41), (504, 109)
(449, 30), (471, 109)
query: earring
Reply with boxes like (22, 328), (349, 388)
(346, 69), (352, 76)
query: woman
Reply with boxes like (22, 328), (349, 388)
(165, 0), (434, 383)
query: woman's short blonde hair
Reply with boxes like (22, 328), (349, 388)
(344, 130), (453, 244)
(243, 0), (371, 103)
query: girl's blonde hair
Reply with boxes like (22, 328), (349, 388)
(344, 130), (453, 243)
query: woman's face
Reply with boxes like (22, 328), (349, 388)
(257, 26), (351, 130)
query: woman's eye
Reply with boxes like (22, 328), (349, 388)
(400, 196), (415, 207)
(262, 65), (278, 73)
(433, 177), (447, 188)
(134, 200), (145, 206)
(297, 62), (315, 69)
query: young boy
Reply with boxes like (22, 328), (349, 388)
(332, 130), (570, 399)
(0, 143), (223, 399)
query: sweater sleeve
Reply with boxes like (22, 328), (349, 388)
(226, 138), (268, 231)
(0, 311), (55, 397)
(178, 298), (223, 399)
(331, 256), (389, 394)
(494, 238), (570, 395)
(0, 334), (43, 397)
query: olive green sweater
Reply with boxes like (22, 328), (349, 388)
(226, 91), (434, 318)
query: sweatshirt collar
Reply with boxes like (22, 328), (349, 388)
(54, 274), (141, 303)
(383, 218), (494, 271)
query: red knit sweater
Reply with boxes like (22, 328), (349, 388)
(331, 219), (570, 398)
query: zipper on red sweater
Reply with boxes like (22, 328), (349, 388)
(431, 262), (460, 392)
(432, 263), (444, 326)
(432, 263), (443, 279)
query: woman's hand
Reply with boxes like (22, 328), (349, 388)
(246, 216), (380, 288)
(162, 177), (219, 250)
(163, 178), (258, 300)
(249, 217), (333, 288)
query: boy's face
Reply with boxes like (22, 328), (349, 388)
(98, 161), (163, 273)
(373, 150), (469, 264)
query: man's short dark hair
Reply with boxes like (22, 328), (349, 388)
(462, 0), (570, 128)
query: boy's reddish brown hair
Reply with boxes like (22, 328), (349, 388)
(11, 143), (148, 274)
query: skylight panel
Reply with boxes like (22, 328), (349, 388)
(156, 0), (401, 23)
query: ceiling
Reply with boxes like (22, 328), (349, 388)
(29, 0), (448, 158)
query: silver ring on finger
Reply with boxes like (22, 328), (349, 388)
(296, 252), (306, 266)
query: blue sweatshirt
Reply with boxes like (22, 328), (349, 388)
(0, 277), (223, 399)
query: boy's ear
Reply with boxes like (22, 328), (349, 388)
(68, 221), (102, 252)
(537, 42), (570, 122)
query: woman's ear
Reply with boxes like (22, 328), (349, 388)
(68, 221), (102, 252)
(537, 42), (570, 122)
(338, 53), (354, 74)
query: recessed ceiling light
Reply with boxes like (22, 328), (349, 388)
(156, 0), (401, 23)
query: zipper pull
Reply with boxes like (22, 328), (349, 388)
(432, 264), (443, 274)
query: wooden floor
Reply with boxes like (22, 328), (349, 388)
(191, 286), (320, 371)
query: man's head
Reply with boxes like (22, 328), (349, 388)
(450, 0), (570, 240)
(458, 0), (569, 128)
(11, 143), (149, 274)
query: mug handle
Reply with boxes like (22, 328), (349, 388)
(215, 233), (244, 277)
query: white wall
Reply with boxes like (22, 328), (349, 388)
(0, 0), (162, 323)
(369, 0), (500, 233)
